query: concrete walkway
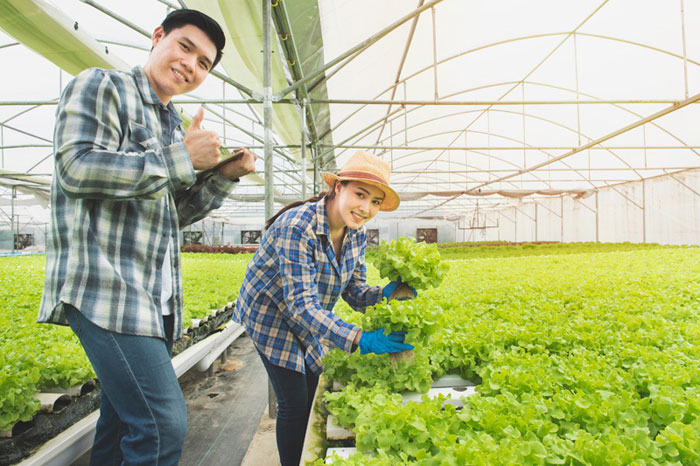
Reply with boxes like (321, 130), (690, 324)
(72, 336), (279, 466)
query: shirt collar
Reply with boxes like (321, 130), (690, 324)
(314, 198), (330, 237)
(132, 66), (161, 105)
(132, 65), (183, 126)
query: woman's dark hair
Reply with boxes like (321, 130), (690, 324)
(161, 9), (225, 69)
(265, 181), (348, 230)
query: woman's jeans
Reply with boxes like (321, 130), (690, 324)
(64, 304), (187, 466)
(258, 350), (319, 466)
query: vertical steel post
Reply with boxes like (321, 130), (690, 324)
(642, 179), (647, 243)
(534, 202), (538, 242)
(263, 0), (277, 420)
(11, 186), (16, 254)
(595, 191), (600, 243)
(222, 81), (227, 145)
(301, 100), (307, 199)
(263, 0), (274, 222)
(680, 0), (689, 99)
(431, 6), (438, 101)
(313, 146), (320, 195)
(495, 216), (500, 241)
(560, 196), (564, 243)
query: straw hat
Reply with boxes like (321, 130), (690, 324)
(322, 150), (400, 211)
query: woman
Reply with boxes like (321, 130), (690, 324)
(234, 150), (415, 465)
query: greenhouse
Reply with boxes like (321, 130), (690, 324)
(0, 0), (699, 465)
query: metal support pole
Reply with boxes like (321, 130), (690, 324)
(680, 0), (689, 99)
(313, 146), (320, 195)
(222, 81), (227, 144)
(642, 179), (647, 243)
(497, 211), (501, 242)
(431, 6), (438, 101)
(560, 196), (564, 243)
(595, 191), (599, 243)
(534, 202), (538, 242)
(11, 186), (16, 253)
(263, 0), (277, 420)
(263, 0), (274, 222)
(301, 100), (307, 199)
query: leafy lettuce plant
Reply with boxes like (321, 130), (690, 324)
(370, 237), (448, 290)
(360, 298), (441, 348)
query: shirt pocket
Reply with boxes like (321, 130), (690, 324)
(127, 121), (161, 151)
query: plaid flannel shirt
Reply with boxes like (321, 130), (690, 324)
(234, 199), (383, 374)
(38, 66), (237, 340)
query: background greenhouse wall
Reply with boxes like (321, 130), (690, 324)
(469, 169), (700, 245)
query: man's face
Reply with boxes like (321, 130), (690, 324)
(143, 24), (217, 105)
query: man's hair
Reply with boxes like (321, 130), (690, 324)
(161, 9), (225, 70)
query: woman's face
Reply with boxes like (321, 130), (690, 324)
(334, 181), (385, 229)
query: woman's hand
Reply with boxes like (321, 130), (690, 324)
(382, 280), (417, 301)
(358, 329), (413, 355)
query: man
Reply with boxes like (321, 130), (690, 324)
(38, 9), (255, 465)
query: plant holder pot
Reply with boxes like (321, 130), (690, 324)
(388, 282), (415, 300)
(387, 282), (417, 365)
(388, 349), (415, 366)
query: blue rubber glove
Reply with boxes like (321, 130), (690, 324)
(382, 280), (418, 301)
(358, 329), (414, 355)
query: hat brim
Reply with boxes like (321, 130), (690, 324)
(322, 172), (400, 212)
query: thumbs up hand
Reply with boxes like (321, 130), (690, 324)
(183, 107), (221, 170)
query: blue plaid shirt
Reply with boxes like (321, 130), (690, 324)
(234, 199), (383, 374)
(38, 66), (238, 340)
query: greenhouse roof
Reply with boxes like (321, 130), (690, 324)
(1, 0), (699, 223)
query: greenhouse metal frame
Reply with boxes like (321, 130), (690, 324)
(0, 0), (699, 249)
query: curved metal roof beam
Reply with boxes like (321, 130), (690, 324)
(374, 105), (635, 185)
(393, 142), (580, 192)
(322, 32), (599, 141)
(439, 80), (700, 160)
(384, 128), (549, 181)
(25, 151), (54, 174)
(326, 105), (569, 190)
(325, 25), (700, 164)
(1, 102), (58, 174)
(203, 105), (296, 166)
(373, 0), (425, 146)
(277, 0), (445, 99)
(395, 32), (700, 92)
(317, 106), (405, 163)
(361, 104), (597, 187)
(395, 155), (525, 191)
(414, 91), (700, 216)
(367, 74), (698, 186)
(0, 122), (52, 145)
(403, 1), (625, 188)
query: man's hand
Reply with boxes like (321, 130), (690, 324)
(218, 148), (257, 180)
(183, 107), (220, 170)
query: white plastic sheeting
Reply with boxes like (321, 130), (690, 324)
(455, 169), (700, 245)
(0, 0), (699, 244)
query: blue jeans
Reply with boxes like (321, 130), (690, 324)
(64, 304), (187, 466)
(257, 350), (319, 466)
